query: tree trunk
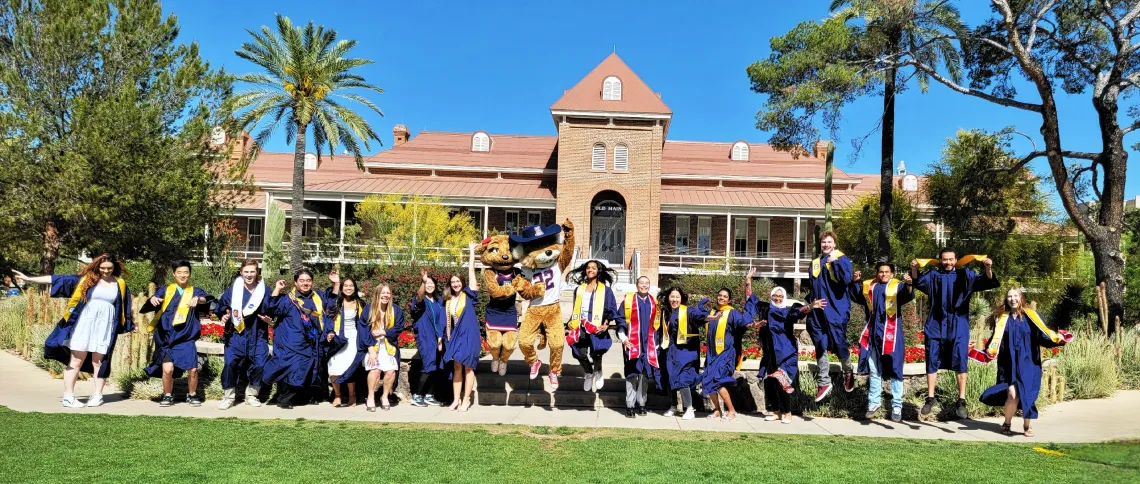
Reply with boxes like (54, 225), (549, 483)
(878, 40), (898, 263)
(40, 221), (59, 274)
(290, 126), (308, 274)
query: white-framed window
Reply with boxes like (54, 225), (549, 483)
(472, 132), (490, 152)
(731, 142), (749, 161)
(602, 76), (622, 100)
(527, 211), (542, 227)
(247, 218), (263, 251)
(591, 143), (606, 171)
(675, 215), (690, 255)
(755, 219), (770, 257)
(505, 211), (520, 235)
(304, 152), (318, 170)
(733, 218), (748, 257)
(613, 143), (628, 172)
(697, 217), (712, 256)
(798, 220), (824, 256)
(469, 208), (483, 230)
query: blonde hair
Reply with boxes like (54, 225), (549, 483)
(369, 284), (393, 329)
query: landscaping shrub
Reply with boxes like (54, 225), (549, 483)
(935, 360), (999, 418)
(1060, 331), (1121, 399)
(1114, 330), (1140, 390)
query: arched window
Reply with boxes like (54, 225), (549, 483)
(591, 143), (606, 171)
(472, 132), (490, 152)
(602, 76), (622, 101)
(613, 143), (629, 172)
(731, 141), (750, 161)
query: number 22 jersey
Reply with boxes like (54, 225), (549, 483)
(522, 264), (563, 308)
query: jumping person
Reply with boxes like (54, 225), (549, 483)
(441, 242), (481, 412)
(324, 277), (369, 408)
(567, 260), (623, 394)
(659, 287), (709, 420)
(911, 249), (998, 419)
(752, 286), (816, 424)
(409, 269), (447, 407)
(806, 230), (855, 402)
(214, 259), (274, 409)
(361, 283), (403, 411)
(141, 261), (214, 407)
(15, 254), (133, 408)
(261, 269), (335, 409)
(700, 268), (759, 422)
(616, 276), (660, 418)
(850, 263), (915, 422)
(979, 288), (1072, 437)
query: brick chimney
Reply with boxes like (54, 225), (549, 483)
(814, 140), (832, 160)
(393, 124), (410, 147)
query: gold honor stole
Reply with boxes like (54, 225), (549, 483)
(662, 305), (689, 350)
(623, 293), (660, 368)
(710, 305), (742, 369)
(567, 283), (606, 344)
(66, 277), (128, 328)
(289, 289), (324, 322)
(971, 308), (1072, 364)
(371, 307), (398, 356)
(915, 254), (987, 269)
(858, 279), (902, 355)
(446, 291), (467, 342)
(811, 250), (846, 282)
(148, 284), (196, 332)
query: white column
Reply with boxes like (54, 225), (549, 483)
(482, 204), (490, 239)
(725, 212), (732, 272)
(339, 198), (346, 261)
(793, 213), (802, 273)
(202, 224), (210, 264)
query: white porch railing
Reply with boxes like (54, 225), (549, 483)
(658, 248), (808, 275)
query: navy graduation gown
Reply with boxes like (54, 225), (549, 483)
(617, 293), (662, 385)
(260, 290), (332, 388)
(411, 295), (447, 372)
(442, 287), (481, 369)
(806, 252), (854, 358)
(214, 283), (272, 389)
(142, 286), (214, 379)
(44, 275), (134, 378)
(700, 295), (759, 396)
(850, 281), (915, 381)
(756, 302), (805, 383)
(661, 299), (710, 391)
(979, 314), (1065, 419)
(569, 285), (623, 359)
(915, 268), (999, 372)
(322, 302), (372, 384)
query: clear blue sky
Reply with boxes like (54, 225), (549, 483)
(169, 0), (1139, 202)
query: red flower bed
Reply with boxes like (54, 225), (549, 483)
(200, 322), (225, 343)
(397, 331), (416, 349)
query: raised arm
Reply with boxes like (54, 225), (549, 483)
(848, 271), (867, 306)
(973, 258), (999, 292)
(12, 270), (51, 286)
(467, 242), (479, 291)
(833, 255), (853, 285)
(899, 274), (916, 306)
(557, 219), (576, 271)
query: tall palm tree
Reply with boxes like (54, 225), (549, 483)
(230, 15), (383, 272)
(830, 0), (964, 261)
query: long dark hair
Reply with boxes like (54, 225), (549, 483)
(443, 274), (465, 301)
(568, 259), (615, 286)
(422, 274), (439, 300)
(659, 286), (688, 321)
(332, 277), (360, 317)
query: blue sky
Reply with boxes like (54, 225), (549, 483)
(169, 0), (1138, 201)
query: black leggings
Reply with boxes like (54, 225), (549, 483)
(415, 369), (439, 397)
(764, 378), (792, 413)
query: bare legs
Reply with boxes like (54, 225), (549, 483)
(330, 375), (342, 406)
(450, 361), (476, 411)
(365, 370), (393, 410)
(366, 369), (380, 409)
(63, 350), (108, 397)
(161, 362), (198, 395)
(1001, 384), (1032, 436)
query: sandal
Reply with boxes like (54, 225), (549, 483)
(460, 399), (472, 412)
(1000, 422), (1013, 436)
(706, 413), (722, 420)
(763, 414), (779, 421)
(1024, 427), (1034, 438)
(332, 397), (342, 407)
(723, 412), (737, 422)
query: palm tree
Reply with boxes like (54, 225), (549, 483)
(230, 14), (383, 272)
(830, 0), (964, 261)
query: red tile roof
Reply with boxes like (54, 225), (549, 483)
(303, 174), (555, 200)
(661, 140), (857, 180)
(661, 186), (865, 209)
(550, 53), (672, 115)
(367, 131), (556, 171)
(244, 151), (365, 185)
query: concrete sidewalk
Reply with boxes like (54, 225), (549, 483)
(1, 350), (1136, 443)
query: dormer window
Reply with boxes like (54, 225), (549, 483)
(472, 132), (490, 152)
(304, 152), (318, 170)
(602, 76), (622, 101)
(731, 142), (749, 161)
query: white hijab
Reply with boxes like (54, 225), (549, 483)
(769, 286), (790, 309)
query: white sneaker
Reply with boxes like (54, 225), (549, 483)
(583, 373), (594, 391)
(664, 408), (676, 417)
(246, 395), (263, 407)
(594, 373), (604, 391)
(491, 359), (500, 374)
(86, 394), (104, 407)
(682, 407), (696, 420)
(218, 399), (235, 410)
(62, 395), (85, 408)
(498, 360), (508, 376)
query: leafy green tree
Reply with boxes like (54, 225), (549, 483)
(833, 192), (935, 270)
(229, 15), (384, 274)
(352, 194), (479, 264)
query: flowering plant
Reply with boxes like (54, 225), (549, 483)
(200, 322), (225, 343)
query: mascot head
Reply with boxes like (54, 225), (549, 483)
(475, 234), (517, 270)
(512, 223), (564, 270)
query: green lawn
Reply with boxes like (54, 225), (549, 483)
(0, 407), (1136, 483)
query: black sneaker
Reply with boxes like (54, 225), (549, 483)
(920, 396), (935, 416)
(187, 394), (202, 407)
(159, 394), (174, 407)
(955, 398), (968, 419)
(637, 405), (648, 416)
(625, 408), (636, 418)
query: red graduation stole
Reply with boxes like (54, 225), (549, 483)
(624, 293), (659, 368)
(858, 279), (901, 355)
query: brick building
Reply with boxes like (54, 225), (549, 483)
(221, 54), (931, 287)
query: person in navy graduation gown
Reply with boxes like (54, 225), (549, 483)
(805, 230), (856, 402)
(260, 269), (335, 409)
(409, 269), (447, 407)
(658, 287), (709, 420)
(566, 259), (624, 394)
(849, 263), (915, 422)
(323, 277), (369, 408)
(617, 276), (661, 418)
(140, 260), (214, 408)
(752, 286), (816, 424)
(213, 259), (274, 410)
(911, 249), (998, 419)
(441, 243), (481, 412)
(361, 283), (404, 411)
(980, 288), (1070, 437)
(15, 253), (133, 408)
(700, 268), (759, 422)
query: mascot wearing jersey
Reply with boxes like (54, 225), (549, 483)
(515, 219), (575, 389)
(476, 234), (534, 376)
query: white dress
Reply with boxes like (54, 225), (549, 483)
(363, 310), (399, 372)
(327, 309), (358, 376)
(66, 282), (119, 354)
